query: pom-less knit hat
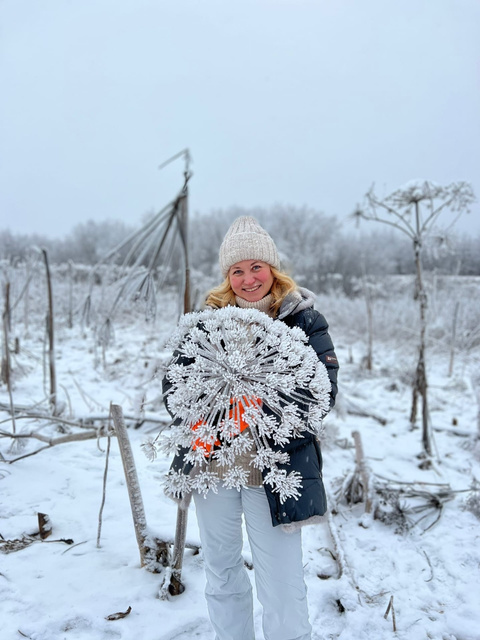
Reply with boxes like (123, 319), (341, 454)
(219, 216), (281, 277)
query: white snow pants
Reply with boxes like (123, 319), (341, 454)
(193, 485), (312, 640)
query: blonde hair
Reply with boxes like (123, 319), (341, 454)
(205, 267), (298, 316)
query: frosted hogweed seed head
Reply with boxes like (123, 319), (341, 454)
(223, 467), (251, 491)
(181, 341), (199, 358)
(184, 447), (214, 466)
(219, 417), (242, 439)
(242, 404), (261, 426)
(189, 327), (205, 343)
(252, 449), (290, 469)
(289, 326), (309, 343)
(209, 329), (223, 345)
(308, 405), (325, 434)
(155, 307), (331, 502)
(192, 471), (220, 495)
(263, 468), (303, 502)
(270, 356), (286, 372)
(165, 364), (186, 385)
(280, 373), (297, 392)
(213, 432), (253, 462)
(264, 332), (281, 348)
(204, 317), (220, 332)
(253, 413), (278, 439)
(263, 372), (279, 388)
(226, 352), (247, 370)
(286, 353), (303, 368)
(164, 470), (192, 499)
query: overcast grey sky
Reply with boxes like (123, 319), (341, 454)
(1, 0), (479, 238)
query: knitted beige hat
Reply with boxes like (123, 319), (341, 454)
(219, 216), (280, 277)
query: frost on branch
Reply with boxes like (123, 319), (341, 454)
(149, 306), (331, 503)
(141, 438), (158, 462)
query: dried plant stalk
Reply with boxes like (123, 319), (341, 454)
(97, 407), (113, 548)
(2, 282), (16, 434)
(42, 249), (57, 415)
(384, 594), (397, 632)
(352, 430), (372, 513)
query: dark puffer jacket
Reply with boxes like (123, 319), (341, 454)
(263, 287), (338, 528)
(163, 287), (339, 529)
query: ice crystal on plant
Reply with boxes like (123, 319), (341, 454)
(149, 306), (331, 503)
(164, 469), (192, 500)
(263, 468), (303, 503)
(140, 438), (158, 462)
(223, 467), (251, 491)
(191, 471), (220, 495)
(252, 448), (290, 469)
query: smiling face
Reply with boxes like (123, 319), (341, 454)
(228, 260), (275, 302)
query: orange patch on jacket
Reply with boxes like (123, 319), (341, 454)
(191, 397), (261, 456)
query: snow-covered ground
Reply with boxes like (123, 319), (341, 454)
(1, 277), (480, 640)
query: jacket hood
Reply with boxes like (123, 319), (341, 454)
(277, 287), (316, 320)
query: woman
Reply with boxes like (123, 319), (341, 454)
(163, 216), (339, 640)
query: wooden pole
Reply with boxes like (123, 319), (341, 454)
(111, 404), (149, 567)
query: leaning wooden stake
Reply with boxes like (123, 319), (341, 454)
(111, 403), (150, 567)
(111, 404), (169, 572)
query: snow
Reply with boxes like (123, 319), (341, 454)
(1, 279), (480, 640)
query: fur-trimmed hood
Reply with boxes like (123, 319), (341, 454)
(277, 286), (316, 320)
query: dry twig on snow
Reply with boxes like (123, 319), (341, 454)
(384, 595), (397, 632)
(0, 427), (111, 463)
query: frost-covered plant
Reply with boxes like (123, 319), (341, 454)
(372, 484), (455, 534)
(354, 179), (475, 457)
(144, 306), (331, 503)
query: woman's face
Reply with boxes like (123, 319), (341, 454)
(228, 260), (274, 302)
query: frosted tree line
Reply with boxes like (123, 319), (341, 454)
(1, 206), (480, 293)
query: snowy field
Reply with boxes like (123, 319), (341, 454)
(1, 270), (480, 640)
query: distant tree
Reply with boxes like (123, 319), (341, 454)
(354, 180), (475, 458)
(189, 205), (339, 290)
(262, 205), (339, 290)
(189, 210), (240, 278)
(0, 230), (56, 263)
(63, 220), (135, 265)
(459, 233), (480, 275)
